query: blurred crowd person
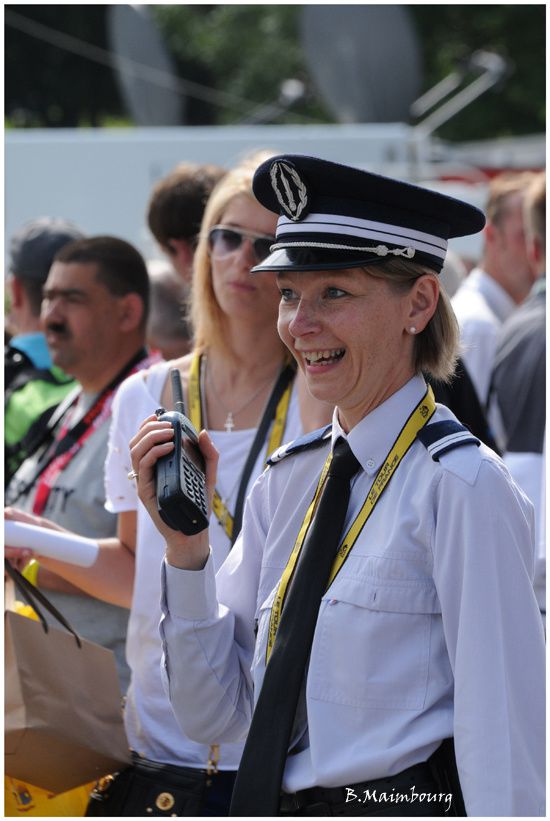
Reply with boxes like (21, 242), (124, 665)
(427, 357), (498, 452)
(489, 171), (546, 617)
(146, 259), (193, 360)
(147, 161), (226, 283)
(5, 218), (84, 485)
(5, 236), (157, 690)
(145, 162), (227, 361)
(451, 171), (537, 407)
(427, 247), (498, 451)
(6, 152), (332, 817)
(438, 246), (467, 298)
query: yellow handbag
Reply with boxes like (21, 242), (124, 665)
(4, 777), (94, 817)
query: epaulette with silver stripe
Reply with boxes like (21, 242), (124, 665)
(417, 420), (480, 462)
(267, 424), (332, 466)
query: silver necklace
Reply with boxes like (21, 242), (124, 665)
(204, 354), (278, 433)
(198, 357), (255, 514)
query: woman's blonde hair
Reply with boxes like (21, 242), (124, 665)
(190, 149), (277, 352)
(364, 258), (460, 382)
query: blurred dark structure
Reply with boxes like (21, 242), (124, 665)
(301, 5), (423, 124)
(4, 4), (545, 139)
(106, 5), (183, 126)
(5, 6), (122, 127)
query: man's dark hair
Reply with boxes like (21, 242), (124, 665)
(19, 279), (46, 318)
(147, 162), (226, 248)
(54, 236), (150, 325)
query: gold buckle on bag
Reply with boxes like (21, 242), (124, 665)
(206, 744), (220, 785)
(91, 774), (116, 800)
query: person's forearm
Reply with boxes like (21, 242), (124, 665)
(35, 538), (135, 608)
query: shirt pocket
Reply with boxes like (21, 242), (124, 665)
(309, 563), (441, 711)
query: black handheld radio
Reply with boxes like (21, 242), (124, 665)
(154, 368), (209, 535)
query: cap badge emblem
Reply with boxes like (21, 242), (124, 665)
(270, 161), (309, 221)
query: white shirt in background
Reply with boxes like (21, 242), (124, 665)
(451, 268), (516, 406)
(105, 359), (304, 769)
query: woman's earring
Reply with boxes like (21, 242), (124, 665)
(409, 326), (417, 334)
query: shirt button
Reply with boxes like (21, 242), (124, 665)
(367, 459), (375, 468)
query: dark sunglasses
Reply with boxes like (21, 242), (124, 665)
(208, 225), (275, 263)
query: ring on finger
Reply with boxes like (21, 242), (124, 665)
(127, 469), (139, 481)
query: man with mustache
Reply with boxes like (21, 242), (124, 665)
(5, 235), (156, 690)
(5, 217), (85, 485)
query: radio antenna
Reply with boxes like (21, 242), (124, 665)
(170, 368), (186, 414)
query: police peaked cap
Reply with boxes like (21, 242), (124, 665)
(251, 154), (485, 273)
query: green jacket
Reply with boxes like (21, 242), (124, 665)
(5, 351), (76, 485)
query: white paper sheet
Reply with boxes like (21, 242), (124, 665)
(5, 520), (99, 567)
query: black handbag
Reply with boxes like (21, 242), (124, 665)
(85, 755), (236, 817)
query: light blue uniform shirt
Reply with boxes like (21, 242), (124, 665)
(161, 374), (545, 816)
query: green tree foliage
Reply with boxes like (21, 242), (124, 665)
(5, 4), (545, 139)
(409, 4), (546, 139)
(150, 4), (330, 124)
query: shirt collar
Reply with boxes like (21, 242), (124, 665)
(331, 374), (428, 476)
(468, 267), (516, 323)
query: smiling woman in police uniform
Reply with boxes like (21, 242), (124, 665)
(130, 155), (545, 817)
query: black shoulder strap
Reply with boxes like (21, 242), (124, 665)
(267, 424), (332, 466)
(10, 384), (82, 463)
(230, 362), (296, 547)
(4, 384), (83, 502)
(8, 348), (149, 501)
(5, 403), (63, 487)
(417, 419), (480, 461)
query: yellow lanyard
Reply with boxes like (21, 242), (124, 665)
(188, 352), (202, 433)
(188, 352), (293, 541)
(266, 385), (436, 662)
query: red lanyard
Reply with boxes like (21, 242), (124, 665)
(32, 350), (156, 516)
(32, 391), (112, 515)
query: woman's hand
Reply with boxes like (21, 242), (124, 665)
(129, 414), (219, 570)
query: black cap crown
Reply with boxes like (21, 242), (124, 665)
(252, 154), (485, 273)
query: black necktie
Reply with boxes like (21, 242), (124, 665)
(230, 438), (361, 816)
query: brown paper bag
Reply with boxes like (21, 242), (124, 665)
(5, 606), (131, 795)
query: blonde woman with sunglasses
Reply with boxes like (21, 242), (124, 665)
(5, 152), (329, 817)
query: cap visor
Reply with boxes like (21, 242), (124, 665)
(251, 246), (386, 273)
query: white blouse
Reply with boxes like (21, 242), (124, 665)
(105, 359), (303, 768)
